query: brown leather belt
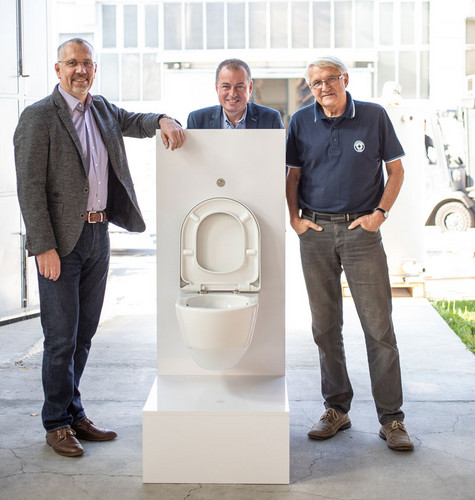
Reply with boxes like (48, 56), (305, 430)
(85, 211), (108, 223)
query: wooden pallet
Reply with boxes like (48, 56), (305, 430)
(341, 276), (425, 298)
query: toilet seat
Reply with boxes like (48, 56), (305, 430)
(180, 198), (260, 293)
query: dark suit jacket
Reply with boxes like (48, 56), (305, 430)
(14, 86), (160, 257)
(187, 102), (284, 129)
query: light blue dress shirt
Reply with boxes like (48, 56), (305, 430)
(221, 107), (248, 129)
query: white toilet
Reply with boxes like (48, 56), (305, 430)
(176, 197), (261, 370)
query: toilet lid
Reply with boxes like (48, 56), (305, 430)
(180, 198), (260, 292)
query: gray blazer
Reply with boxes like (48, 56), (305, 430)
(14, 86), (160, 257)
(187, 102), (284, 129)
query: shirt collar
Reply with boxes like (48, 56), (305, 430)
(57, 84), (93, 113)
(222, 105), (248, 128)
(314, 91), (355, 122)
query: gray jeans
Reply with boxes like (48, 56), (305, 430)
(298, 219), (404, 424)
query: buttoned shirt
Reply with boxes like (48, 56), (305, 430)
(221, 107), (248, 129)
(58, 85), (108, 211)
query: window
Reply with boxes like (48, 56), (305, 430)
(164, 3), (182, 50)
(356, 1), (373, 49)
(102, 5), (116, 48)
(467, 18), (475, 44)
(421, 1), (430, 45)
(466, 19), (475, 75)
(379, 2), (393, 46)
(185, 2), (203, 49)
(399, 51), (417, 98)
(122, 54), (140, 100)
(101, 53), (119, 100)
(401, 2), (415, 45)
(249, 2), (266, 49)
(377, 51), (395, 97)
(143, 54), (161, 100)
(291, 2), (309, 49)
(228, 2), (245, 49)
(313, 1), (331, 48)
(270, 2), (288, 49)
(420, 51), (429, 98)
(145, 5), (159, 48)
(334, 1), (352, 48)
(207, 2), (224, 49)
(124, 5), (138, 48)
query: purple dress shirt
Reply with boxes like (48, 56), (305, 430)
(58, 85), (108, 211)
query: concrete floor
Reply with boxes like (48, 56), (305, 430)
(1, 229), (474, 500)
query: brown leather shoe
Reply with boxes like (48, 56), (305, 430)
(46, 427), (84, 457)
(71, 417), (117, 441)
(308, 408), (351, 440)
(379, 420), (414, 451)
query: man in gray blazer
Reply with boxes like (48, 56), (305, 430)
(187, 59), (284, 130)
(14, 38), (185, 458)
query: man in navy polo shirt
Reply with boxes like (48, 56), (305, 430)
(286, 56), (413, 451)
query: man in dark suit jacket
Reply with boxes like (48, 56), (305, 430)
(187, 59), (284, 130)
(14, 38), (185, 458)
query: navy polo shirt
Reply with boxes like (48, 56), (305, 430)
(286, 92), (404, 213)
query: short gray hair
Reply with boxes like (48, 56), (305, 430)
(57, 38), (95, 60)
(304, 56), (348, 84)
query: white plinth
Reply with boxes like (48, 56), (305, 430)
(143, 375), (289, 484)
(146, 131), (288, 484)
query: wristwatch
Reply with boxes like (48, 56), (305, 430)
(157, 114), (182, 129)
(157, 113), (173, 128)
(375, 207), (389, 219)
(157, 114), (173, 128)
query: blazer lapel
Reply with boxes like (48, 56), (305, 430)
(246, 103), (258, 129)
(90, 103), (121, 177)
(209, 106), (222, 129)
(53, 88), (88, 175)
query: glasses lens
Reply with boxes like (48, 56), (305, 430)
(62, 60), (94, 69)
(311, 75), (341, 89)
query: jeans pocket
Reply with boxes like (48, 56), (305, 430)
(358, 224), (379, 235)
(297, 227), (313, 238)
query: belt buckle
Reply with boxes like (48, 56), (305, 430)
(345, 214), (350, 222)
(87, 211), (103, 223)
(329, 214), (346, 222)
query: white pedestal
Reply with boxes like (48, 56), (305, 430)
(144, 130), (288, 484)
(143, 375), (289, 484)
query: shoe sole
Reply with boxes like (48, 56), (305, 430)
(72, 427), (117, 442)
(378, 430), (414, 451)
(73, 434), (117, 441)
(47, 442), (84, 457)
(308, 420), (352, 440)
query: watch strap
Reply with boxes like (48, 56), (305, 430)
(375, 207), (389, 219)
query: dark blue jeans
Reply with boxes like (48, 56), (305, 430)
(37, 222), (110, 432)
(298, 219), (404, 425)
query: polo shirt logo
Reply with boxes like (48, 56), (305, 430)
(354, 140), (365, 153)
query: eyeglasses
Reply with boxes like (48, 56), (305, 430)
(309, 74), (344, 90)
(58, 60), (95, 69)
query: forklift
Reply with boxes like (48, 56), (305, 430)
(424, 105), (475, 232)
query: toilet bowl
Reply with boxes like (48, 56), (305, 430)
(176, 197), (260, 370)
